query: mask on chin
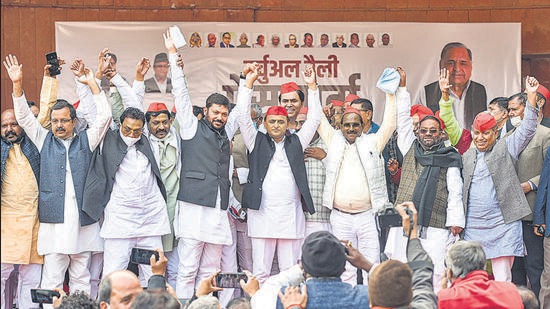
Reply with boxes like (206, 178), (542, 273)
(120, 130), (140, 146)
(510, 116), (522, 127)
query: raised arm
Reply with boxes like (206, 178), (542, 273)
(4, 55), (48, 150)
(165, 30), (197, 140)
(506, 76), (540, 159)
(317, 103), (336, 146)
(297, 63), (321, 149)
(395, 67), (415, 155)
(70, 59), (98, 127)
(37, 57), (65, 130)
(438, 68), (463, 146)
(237, 63), (260, 152)
(107, 55), (142, 111)
(133, 57), (150, 107)
(79, 67), (112, 151)
(374, 67), (400, 154)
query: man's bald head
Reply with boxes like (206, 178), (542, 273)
(1, 109), (24, 143)
(98, 270), (142, 309)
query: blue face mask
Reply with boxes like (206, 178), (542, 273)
(253, 122), (258, 130)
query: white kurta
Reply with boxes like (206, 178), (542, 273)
(37, 138), (103, 255)
(100, 144), (170, 239)
(12, 91), (111, 256)
(247, 139), (305, 239)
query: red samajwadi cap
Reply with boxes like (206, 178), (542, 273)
(147, 102), (169, 113)
(280, 82), (300, 94)
(537, 84), (550, 101)
(331, 100), (344, 107)
(343, 106), (361, 117)
(265, 106), (289, 117)
(299, 107), (308, 115)
(473, 112), (497, 132)
(172, 105), (177, 114)
(410, 104), (433, 118)
(345, 94), (360, 103)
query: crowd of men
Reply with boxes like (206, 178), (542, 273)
(1, 29), (550, 309)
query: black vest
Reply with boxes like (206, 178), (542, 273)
(178, 119), (231, 210)
(425, 80), (487, 129)
(82, 129), (166, 221)
(243, 132), (315, 215)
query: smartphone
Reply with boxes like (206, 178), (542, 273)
(31, 289), (60, 304)
(130, 248), (159, 265)
(215, 272), (247, 288)
(45, 52), (61, 76)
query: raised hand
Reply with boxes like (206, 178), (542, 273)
(70, 59), (86, 83)
(242, 62), (260, 89)
(3, 54), (23, 83)
(302, 63), (316, 89)
(439, 68), (451, 93)
(397, 66), (407, 87)
(135, 57), (150, 81)
(278, 285), (308, 309)
(163, 30), (177, 54)
(96, 48), (110, 79)
(525, 76), (539, 94)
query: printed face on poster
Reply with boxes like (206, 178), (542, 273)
(55, 22), (520, 124)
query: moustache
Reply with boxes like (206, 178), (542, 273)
(213, 120), (224, 124)
(5, 131), (16, 137)
(56, 127), (66, 132)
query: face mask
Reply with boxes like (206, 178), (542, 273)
(253, 122), (258, 130)
(120, 130), (140, 146)
(510, 116), (522, 127)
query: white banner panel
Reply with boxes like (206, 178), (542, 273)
(55, 22), (520, 124)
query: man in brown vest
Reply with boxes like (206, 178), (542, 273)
(385, 67), (464, 291)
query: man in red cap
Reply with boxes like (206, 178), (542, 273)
(143, 102), (182, 288)
(278, 81), (304, 132)
(462, 76), (540, 283)
(317, 67), (401, 286)
(385, 67), (464, 291)
(237, 63), (321, 283)
(508, 85), (550, 297)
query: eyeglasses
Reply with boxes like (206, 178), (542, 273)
(51, 118), (73, 124)
(418, 128), (439, 135)
(154, 64), (170, 68)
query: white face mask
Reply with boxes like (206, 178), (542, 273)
(510, 116), (522, 127)
(120, 130), (140, 146)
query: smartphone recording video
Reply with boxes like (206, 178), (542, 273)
(215, 272), (247, 288)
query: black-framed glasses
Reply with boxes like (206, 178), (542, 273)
(418, 128), (439, 135)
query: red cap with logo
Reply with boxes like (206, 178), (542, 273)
(280, 82), (300, 94)
(265, 106), (289, 117)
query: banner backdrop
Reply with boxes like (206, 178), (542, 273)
(56, 22), (520, 124)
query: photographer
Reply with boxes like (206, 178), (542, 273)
(369, 202), (437, 309)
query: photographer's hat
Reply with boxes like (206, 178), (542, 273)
(301, 231), (346, 278)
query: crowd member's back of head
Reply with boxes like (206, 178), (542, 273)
(130, 291), (180, 309)
(368, 259), (413, 307)
(226, 297), (251, 309)
(445, 240), (486, 279)
(517, 286), (539, 309)
(57, 291), (98, 309)
(186, 295), (220, 309)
